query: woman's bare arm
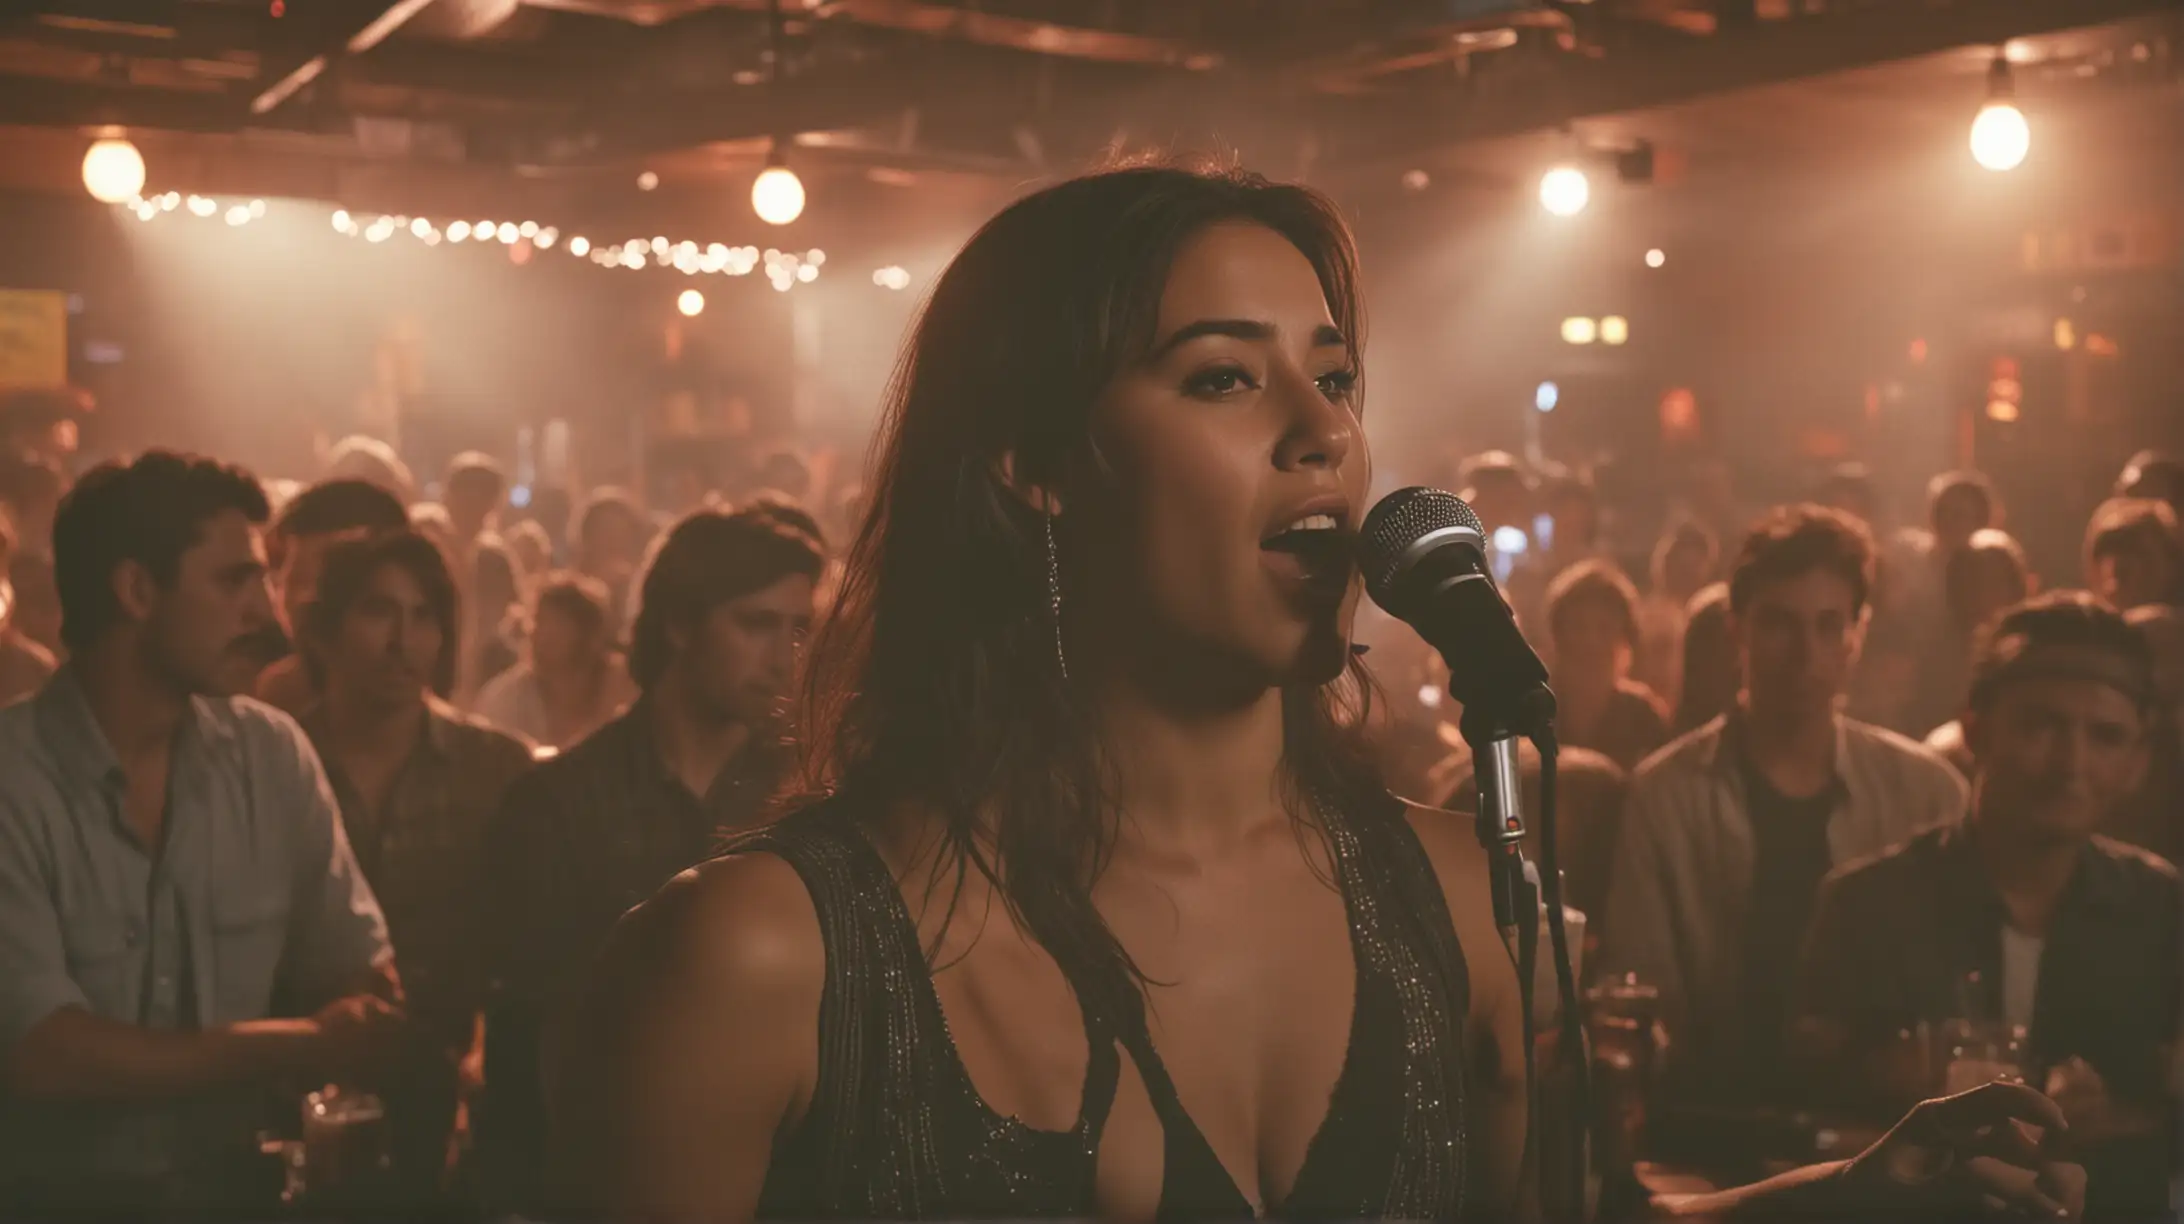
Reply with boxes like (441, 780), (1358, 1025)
(554, 852), (826, 1223)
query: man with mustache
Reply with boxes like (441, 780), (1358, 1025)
(0, 452), (403, 1213)
(295, 529), (534, 1205)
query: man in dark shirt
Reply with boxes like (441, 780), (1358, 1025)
(476, 506), (821, 1213)
(295, 530), (535, 1202)
(1795, 592), (2180, 1219)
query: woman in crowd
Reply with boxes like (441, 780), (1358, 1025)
(1544, 558), (1671, 771)
(475, 570), (635, 750)
(572, 164), (2083, 1223)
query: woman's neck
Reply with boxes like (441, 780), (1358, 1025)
(1089, 670), (1290, 855)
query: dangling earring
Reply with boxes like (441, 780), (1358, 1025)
(1046, 512), (1069, 681)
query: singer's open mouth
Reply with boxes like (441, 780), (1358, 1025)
(1261, 524), (1352, 588)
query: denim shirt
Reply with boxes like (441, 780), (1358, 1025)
(0, 668), (392, 1187)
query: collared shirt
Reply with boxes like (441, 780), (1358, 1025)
(475, 699), (783, 1211)
(300, 698), (533, 1051)
(0, 668), (392, 1186)
(483, 699), (784, 1013)
(1596, 712), (1967, 1102)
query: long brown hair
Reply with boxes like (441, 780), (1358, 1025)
(799, 163), (1386, 1035)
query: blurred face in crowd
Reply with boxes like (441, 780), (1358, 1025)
(674, 573), (814, 728)
(1970, 673), (2147, 845)
(1076, 222), (1368, 688)
(446, 474), (502, 543)
(133, 509), (276, 697)
(323, 561), (442, 713)
(1464, 474), (1528, 536)
(1662, 537), (1713, 601)
(1931, 486), (1993, 553)
(1554, 596), (1634, 692)
(581, 507), (650, 591)
(2090, 540), (2179, 611)
(277, 532), (336, 635)
(531, 601), (605, 675)
(1548, 489), (1599, 551)
(1947, 544), (2031, 632)
(505, 525), (551, 580)
(1735, 567), (1865, 721)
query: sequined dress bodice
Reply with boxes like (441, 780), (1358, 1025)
(741, 795), (1471, 1220)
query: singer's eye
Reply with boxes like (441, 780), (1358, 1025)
(1184, 365), (1258, 399)
(1316, 368), (1359, 400)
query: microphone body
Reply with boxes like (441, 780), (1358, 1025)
(1359, 487), (1557, 935)
(1357, 487), (1552, 734)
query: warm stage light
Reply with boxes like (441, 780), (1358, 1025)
(568, 236), (590, 257)
(753, 159), (806, 226)
(677, 289), (705, 317)
(187, 195), (217, 217)
(637, 171), (659, 192)
(1645, 248), (1666, 268)
(448, 220), (470, 242)
(1601, 316), (1630, 346)
(1539, 166), (1589, 217)
(1560, 317), (1598, 345)
(1970, 54), (2029, 172)
(82, 137), (146, 203)
(1970, 103), (2030, 172)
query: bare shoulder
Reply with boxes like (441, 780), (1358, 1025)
(601, 850), (827, 1015)
(1399, 800), (1492, 912)
(1398, 802), (1516, 1019)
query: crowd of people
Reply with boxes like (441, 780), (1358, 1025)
(0, 422), (827, 1215)
(1368, 445), (2183, 1219)
(0, 162), (2175, 1222)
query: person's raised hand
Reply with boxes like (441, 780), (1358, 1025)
(1840, 1080), (2085, 1220)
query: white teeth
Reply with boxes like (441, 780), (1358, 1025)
(1284, 513), (1339, 533)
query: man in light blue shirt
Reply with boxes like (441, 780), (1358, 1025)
(0, 451), (404, 1213)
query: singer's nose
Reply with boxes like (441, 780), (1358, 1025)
(1276, 375), (1356, 474)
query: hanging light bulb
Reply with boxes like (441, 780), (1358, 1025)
(677, 289), (705, 317)
(753, 148), (806, 226)
(82, 136), (147, 204)
(1539, 165), (1589, 217)
(1970, 54), (2030, 172)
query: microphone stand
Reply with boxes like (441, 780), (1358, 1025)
(1462, 695), (1589, 1221)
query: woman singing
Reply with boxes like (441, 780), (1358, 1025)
(575, 165), (2085, 1221)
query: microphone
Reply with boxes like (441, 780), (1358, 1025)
(1358, 485), (1588, 1220)
(1358, 486), (1555, 935)
(1357, 486), (1554, 734)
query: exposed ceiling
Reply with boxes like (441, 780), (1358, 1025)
(0, 0), (2177, 219)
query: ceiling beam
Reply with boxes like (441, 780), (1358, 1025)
(1311, 0), (2184, 168)
(250, 0), (440, 116)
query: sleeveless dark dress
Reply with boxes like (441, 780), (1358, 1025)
(741, 794), (1473, 1221)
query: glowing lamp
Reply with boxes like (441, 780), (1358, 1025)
(752, 155), (805, 226)
(82, 137), (146, 204)
(1539, 166), (1589, 217)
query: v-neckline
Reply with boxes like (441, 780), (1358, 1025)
(847, 825), (1119, 1145)
(1123, 810), (1374, 1219)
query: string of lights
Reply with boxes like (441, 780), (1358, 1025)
(116, 193), (918, 294)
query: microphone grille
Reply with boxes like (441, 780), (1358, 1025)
(1358, 486), (1485, 606)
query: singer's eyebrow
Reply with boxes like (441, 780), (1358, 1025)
(1148, 319), (1349, 360)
